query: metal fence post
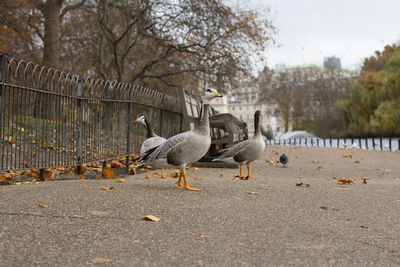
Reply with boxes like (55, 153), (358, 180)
(0, 52), (4, 165)
(126, 102), (131, 174)
(76, 76), (83, 175)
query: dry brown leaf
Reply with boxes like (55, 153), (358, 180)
(331, 207), (341, 211)
(87, 211), (111, 216)
(343, 154), (352, 159)
(247, 191), (261, 195)
(265, 201), (279, 206)
(320, 205), (328, 210)
(153, 172), (163, 178)
(312, 160), (320, 163)
(129, 168), (136, 175)
(305, 184), (310, 187)
(354, 160), (360, 164)
(338, 178), (354, 184)
(92, 177), (102, 180)
(383, 249), (395, 253)
(88, 258), (112, 264)
(110, 160), (124, 168)
(101, 187), (114, 190)
(317, 166), (324, 170)
(44, 169), (57, 181)
(362, 178), (368, 184)
(103, 168), (115, 179)
(77, 173), (85, 180)
(115, 179), (126, 183)
(142, 215), (160, 222)
(296, 182), (303, 186)
(38, 203), (48, 208)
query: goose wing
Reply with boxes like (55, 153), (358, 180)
(213, 139), (252, 160)
(140, 131), (193, 164)
(141, 135), (166, 154)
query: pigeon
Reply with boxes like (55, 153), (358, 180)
(279, 153), (289, 167)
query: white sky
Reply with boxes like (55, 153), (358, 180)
(241, 0), (400, 71)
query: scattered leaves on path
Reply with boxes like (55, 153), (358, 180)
(343, 154), (353, 159)
(363, 178), (368, 184)
(320, 205), (328, 210)
(142, 215), (160, 222)
(87, 211), (111, 216)
(354, 160), (360, 164)
(129, 168), (136, 175)
(115, 179), (126, 183)
(38, 203), (48, 208)
(88, 258), (112, 264)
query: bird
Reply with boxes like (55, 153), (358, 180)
(212, 110), (265, 179)
(279, 153), (289, 167)
(138, 88), (222, 191)
(134, 114), (167, 178)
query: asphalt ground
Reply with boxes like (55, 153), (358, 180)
(1, 146), (400, 266)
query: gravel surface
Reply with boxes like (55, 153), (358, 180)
(1, 146), (400, 266)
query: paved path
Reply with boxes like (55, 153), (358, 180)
(1, 147), (400, 266)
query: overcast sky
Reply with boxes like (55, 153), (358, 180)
(244, 0), (400, 71)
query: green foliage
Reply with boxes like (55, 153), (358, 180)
(261, 126), (273, 140)
(341, 46), (400, 136)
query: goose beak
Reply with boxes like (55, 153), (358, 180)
(214, 92), (222, 97)
(133, 120), (138, 123)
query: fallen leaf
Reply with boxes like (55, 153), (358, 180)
(305, 184), (310, 187)
(338, 178), (354, 184)
(354, 160), (360, 164)
(129, 168), (136, 175)
(101, 187), (114, 190)
(142, 215), (160, 222)
(77, 173), (85, 180)
(88, 258), (112, 264)
(87, 211), (111, 216)
(153, 172), (163, 178)
(296, 182), (303, 186)
(331, 208), (341, 211)
(320, 205), (328, 210)
(265, 201), (279, 206)
(110, 160), (124, 168)
(103, 168), (115, 179)
(317, 166), (324, 170)
(115, 179), (126, 183)
(247, 191), (261, 195)
(343, 154), (352, 159)
(93, 177), (102, 180)
(362, 178), (368, 184)
(312, 160), (320, 163)
(44, 169), (58, 181)
(38, 203), (48, 208)
(383, 249), (395, 253)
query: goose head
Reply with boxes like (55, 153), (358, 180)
(203, 88), (222, 102)
(134, 114), (147, 126)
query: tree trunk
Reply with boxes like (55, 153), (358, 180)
(41, 0), (63, 69)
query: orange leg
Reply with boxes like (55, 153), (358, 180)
(182, 170), (200, 191)
(145, 165), (150, 179)
(161, 168), (167, 178)
(245, 165), (256, 179)
(235, 165), (245, 179)
(176, 172), (183, 188)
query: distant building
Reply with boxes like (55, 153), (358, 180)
(323, 56), (342, 70)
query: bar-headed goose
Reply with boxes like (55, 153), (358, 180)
(213, 110), (265, 179)
(134, 114), (167, 178)
(139, 88), (222, 190)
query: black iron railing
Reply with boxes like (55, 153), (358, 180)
(0, 52), (182, 174)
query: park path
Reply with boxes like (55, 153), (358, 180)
(1, 146), (400, 266)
